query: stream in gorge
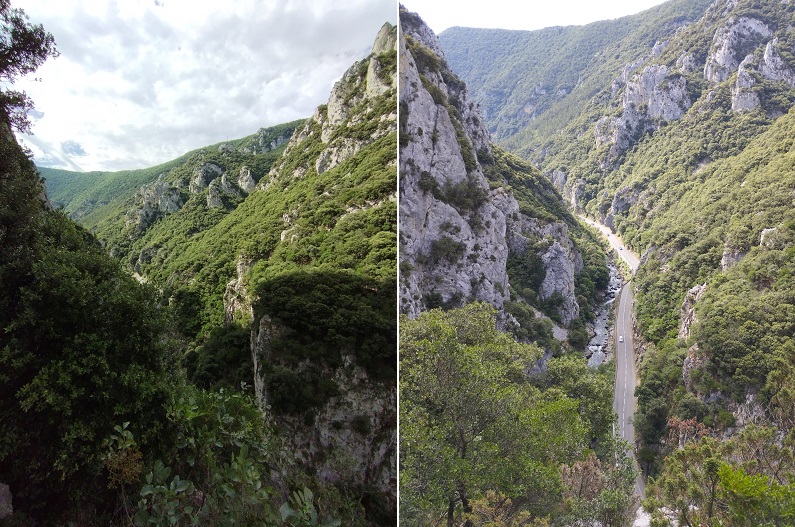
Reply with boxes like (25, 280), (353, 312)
(585, 258), (623, 368)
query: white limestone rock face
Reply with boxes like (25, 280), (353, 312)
(237, 166), (256, 193)
(597, 64), (691, 166)
(732, 56), (761, 112)
(125, 175), (185, 231)
(551, 169), (567, 193)
(624, 65), (690, 122)
(268, 22), (396, 182)
(721, 244), (746, 272)
(495, 189), (582, 325)
(207, 173), (243, 208)
(732, 38), (795, 112)
(367, 22), (398, 98)
(760, 39), (795, 85)
(677, 52), (698, 74)
(704, 16), (772, 84)
(678, 283), (707, 340)
(189, 162), (224, 194)
(399, 9), (583, 325)
(539, 242), (579, 324)
(399, 13), (509, 317)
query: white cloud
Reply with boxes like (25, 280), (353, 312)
(12, 0), (396, 171)
(400, 0), (669, 34)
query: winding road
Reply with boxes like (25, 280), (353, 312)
(580, 217), (645, 498)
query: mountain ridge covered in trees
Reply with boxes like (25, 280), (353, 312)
(1, 3), (397, 524)
(440, 0), (795, 523)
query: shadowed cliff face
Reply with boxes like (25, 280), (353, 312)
(241, 22), (398, 522)
(399, 7), (586, 327)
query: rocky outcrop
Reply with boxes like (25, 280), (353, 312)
(399, 8), (584, 326)
(678, 283), (707, 340)
(271, 23), (397, 181)
(249, 313), (396, 510)
(732, 56), (761, 112)
(721, 244), (746, 271)
(728, 392), (767, 431)
(189, 162), (224, 194)
(500, 195), (582, 325)
(206, 173), (243, 208)
(759, 39), (795, 85)
(731, 38), (795, 112)
(539, 242), (579, 324)
(624, 65), (690, 122)
(239, 128), (291, 155)
(603, 186), (640, 229)
(704, 16), (772, 84)
(550, 169), (566, 193)
(237, 166), (256, 193)
(682, 343), (704, 390)
(761, 226), (779, 247)
(223, 258), (253, 325)
(125, 175), (184, 231)
(399, 12), (509, 317)
(597, 63), (691, 165)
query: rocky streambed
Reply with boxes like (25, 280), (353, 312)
(586, 258), (623, 368)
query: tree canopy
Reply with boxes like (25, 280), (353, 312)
(399, 303), (635, 526)
(0, 0), (58, 132)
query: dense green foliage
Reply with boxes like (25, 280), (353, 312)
(628, 108), (795, 475)
(2, 7), (396, 523)
(400, 304), (634, 527)
(441, 0), (795, 491)
(0, 116), (175, 522)
(40, 121), (301, 231)
(0, 0), (58, 133)
(0, 108), (355, 527)
(645, 425), (795, 526)
(439, 0), (713, 143)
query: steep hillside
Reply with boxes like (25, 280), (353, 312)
(439, 0), (795, 520)
(399, 7), (607, 349)
(32, 22), (398, 525)
(398, 8), (636, 527)
(40, 121), (300, 246)
(0, 120), (177, 523)
(440, 0), (713, 143)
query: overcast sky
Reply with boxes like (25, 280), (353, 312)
(400, 0), (669, 34)
(11, 0), (396, 172)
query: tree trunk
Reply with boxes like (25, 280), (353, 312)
(458, 482), (473, 527)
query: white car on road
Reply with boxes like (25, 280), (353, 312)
(618, 336), (624, 342)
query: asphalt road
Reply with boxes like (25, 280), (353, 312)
(580, 216), (640, 273)
(580, 216), (645, 497)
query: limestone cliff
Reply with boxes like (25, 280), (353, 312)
(399, 8), (586, 328)
(241, 22), (398, 517)
(593, 0), (795, 224)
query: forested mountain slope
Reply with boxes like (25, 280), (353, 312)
(440, 0), (713, 143)
(399, 7), (608, 350)
(440, 0), (795, 522)
(40, 121), (300, 232)
(399, 8), (637, 526)
(4, 16), (398, 525)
